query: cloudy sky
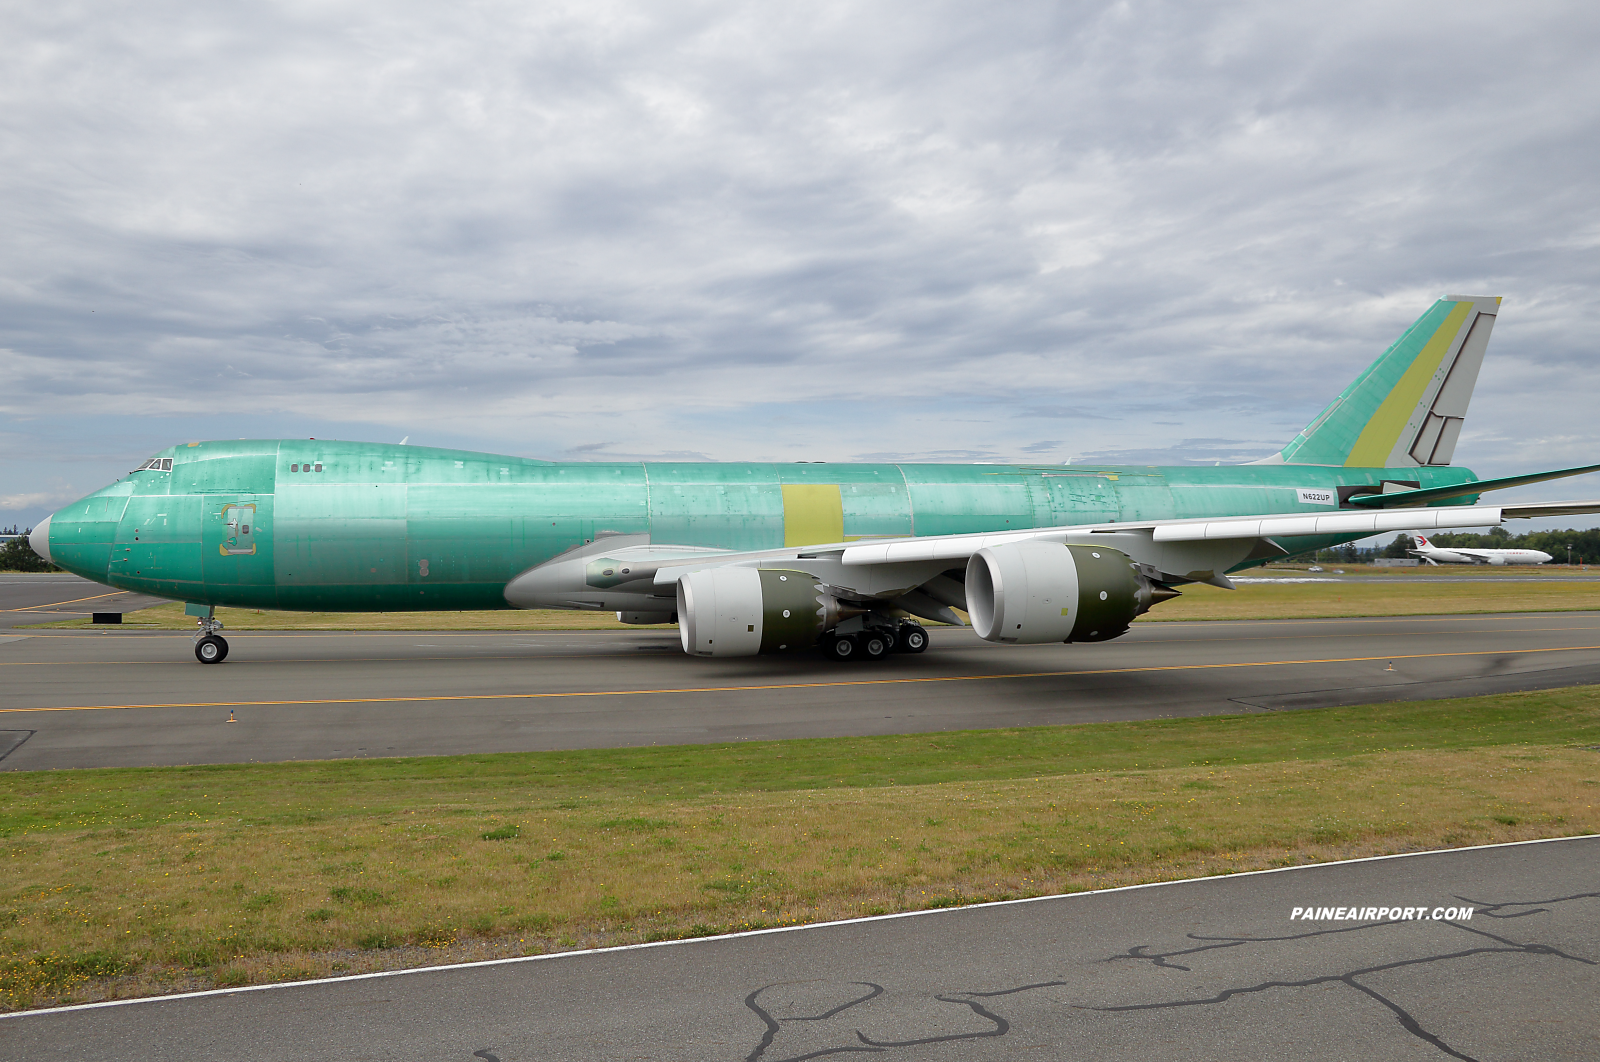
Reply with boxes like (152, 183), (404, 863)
(4, 1), (1599, 534)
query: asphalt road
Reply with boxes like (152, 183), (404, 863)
(0, 572), (170, 629)
(6, 835), (1596, 1061)
(4, 611), (1600, 770)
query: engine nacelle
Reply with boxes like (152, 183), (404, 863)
(676, 568), (831, 656)
(617, 611), (676, 625)
(965, 542), (1159, 644)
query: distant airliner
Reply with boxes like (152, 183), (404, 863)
(28, 295), (1600, 663)
(1409, 534), (1553, 565)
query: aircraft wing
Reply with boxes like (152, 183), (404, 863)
(642, 499), (1600, 597)
(1499, 499), (1600, 519)
(510, 498), (1600, 617)
(833, 502), (1509, 566)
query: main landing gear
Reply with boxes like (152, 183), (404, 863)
(823, 623), (928, 663)
(192, 609), (229, 664)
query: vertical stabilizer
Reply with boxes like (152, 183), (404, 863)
(1264, 295), (1500, 467)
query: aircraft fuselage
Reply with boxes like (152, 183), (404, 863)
(38, 439), (1483, 612)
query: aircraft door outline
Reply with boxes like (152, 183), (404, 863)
(220, 504), (257, 555)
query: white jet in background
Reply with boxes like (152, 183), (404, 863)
(1409, 534), (1553, 565)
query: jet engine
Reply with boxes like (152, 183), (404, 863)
(964, 541), (1172, 644)
(676, 568), (846, 657)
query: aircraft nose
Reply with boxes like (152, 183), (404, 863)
(29, 514), (52, 564)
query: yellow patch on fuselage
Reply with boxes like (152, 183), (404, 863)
(781, 484), (845, 547)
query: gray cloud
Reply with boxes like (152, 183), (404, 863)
(4, 1), (1600, 525)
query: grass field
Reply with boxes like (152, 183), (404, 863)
(3, 686), (1597, 1010)
(24, 568), (1600, 632)
(1142, 575), (1600, 621)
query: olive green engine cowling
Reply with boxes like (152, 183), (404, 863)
(1067, 545), (1150, 642)
(965, 542), (1171, 645)
(758, 569), (830, 653)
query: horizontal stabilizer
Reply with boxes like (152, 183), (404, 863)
(1348, 462), (1600, 508)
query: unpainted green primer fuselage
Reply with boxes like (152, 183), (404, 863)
(46, 439), (1479, 611)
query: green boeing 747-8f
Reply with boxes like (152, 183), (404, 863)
(29, 295), (1600, 663)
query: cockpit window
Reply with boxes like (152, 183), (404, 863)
(132, 457), (174, 473)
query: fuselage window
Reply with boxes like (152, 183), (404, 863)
(291, 464), (299, 472)
(314, 463), (323, 472)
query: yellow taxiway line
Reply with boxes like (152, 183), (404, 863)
(1, 590), (135, 613)
(6, 623), (1600, 661)
(4, 643), (1600, 714)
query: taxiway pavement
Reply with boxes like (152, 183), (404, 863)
(0, 573), (170, 630)
(4, 611), (1600, 770)
(6, 835), (1596, 1061)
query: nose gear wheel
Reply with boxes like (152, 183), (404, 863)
(195, 635), (229, 664)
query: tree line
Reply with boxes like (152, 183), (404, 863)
(1309, 527), (1599, 564)
(1426, 526), (1600, 563)
(0, 527), (59, 572)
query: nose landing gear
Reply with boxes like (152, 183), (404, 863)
(195, 635), (229, 664)
(191, 606), (229, 664)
